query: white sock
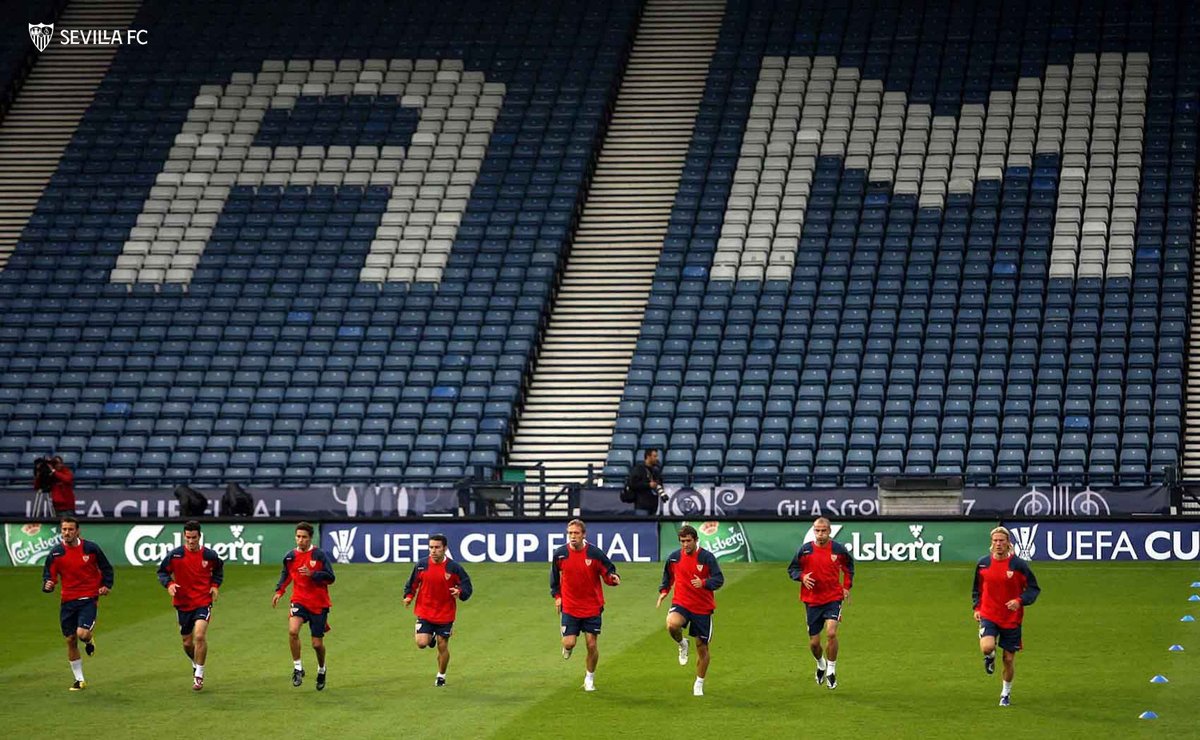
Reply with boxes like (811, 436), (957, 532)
(827, 660), (837, 675)
(318, 665), (326, 675)
(70, 659), (84, 681)
(816, 656), (827, 670)
(985, 651), (995, 659)
(1002, 680), (1012, 696)
(293, 660), (303, 671)
(695, 677), (705, 685)
(195, 664), (205, 678)
(676, 637), (686, 646)
(585, 671), (595, 682)
(437, 672), (446, 679)
(190, 660), (198, 670)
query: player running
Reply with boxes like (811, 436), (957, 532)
(550, 519), (620, 692)
(403, 534), (474, 686)
(272, 522), (335, 690)
(973, 526), (1041, 707)
(787, 517), (854, 690)
(657, 524), (724, 697)
(157, 520), (224, 691)
(41, 517), (114, 690)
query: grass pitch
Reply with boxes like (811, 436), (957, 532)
(1, 561), (1194, 739)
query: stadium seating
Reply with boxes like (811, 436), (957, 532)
(607, 0), (1196, 488)
(0, 0), (639, 486)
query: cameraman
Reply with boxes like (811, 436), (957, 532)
(47, 456), (76, 515)
(626, 448), (665, 515)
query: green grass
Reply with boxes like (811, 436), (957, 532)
(1, 561), (1194, 738)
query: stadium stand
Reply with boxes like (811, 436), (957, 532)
(0, 0), (1195, 498)
(606, 0), (1197, 489)
(0, 0), (639, 487)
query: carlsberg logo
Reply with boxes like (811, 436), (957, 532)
(705, 530), (747, 558)
(844, 531), (944, 562)
(123, 525), (264, 566)
(802, 523), (945, 562)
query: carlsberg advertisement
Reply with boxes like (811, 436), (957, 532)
(3, 523), (296, 567)
(661, 521), (992, 563)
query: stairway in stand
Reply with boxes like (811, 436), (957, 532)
(508, 0), (724, 513)
(0, 0), (143, 266)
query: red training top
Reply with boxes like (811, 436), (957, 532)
(550, 543), (618, 618)
(787, 539), (855, 606)
(157, 546), (224, 610)
(404, 556), (474, 624)
(972, 554), (1041, 629)
(275, 547), (335, 611)
(43, 538), (114, 602)
(660, 546), (724, 615)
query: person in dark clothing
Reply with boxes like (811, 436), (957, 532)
(626, 449), (665, 514)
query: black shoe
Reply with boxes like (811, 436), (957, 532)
(84, 639), (95, 657)
(984, 653), (995, 675)
(826, 673), (838, 690)
(316, 671), (326, 691)
(435, 676), (446, 687)
(815, 667), (825, 686)
(69, 680), (87, 691)
(291, 668), (305, 687)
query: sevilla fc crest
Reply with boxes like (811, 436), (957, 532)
(585, 559), (592, 566)
(1006, 570), (1014, 579)
(830, 554), (838, 562)
(29, 23), (53, 52)
(696, 564), (705, 572)
(82, 555), (90, 562)
(444, 572), (451, 580)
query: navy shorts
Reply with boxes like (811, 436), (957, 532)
(805, 601), (843, 636)
(669, 605), (714, 643)
(177, 605), (213, 636)
(60, 598), (97, 637)
(416, 620), (454, 639)
(290, 603), (330, 638)
(979, 619), (1023, 653)
(561, 611), (602, 636)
